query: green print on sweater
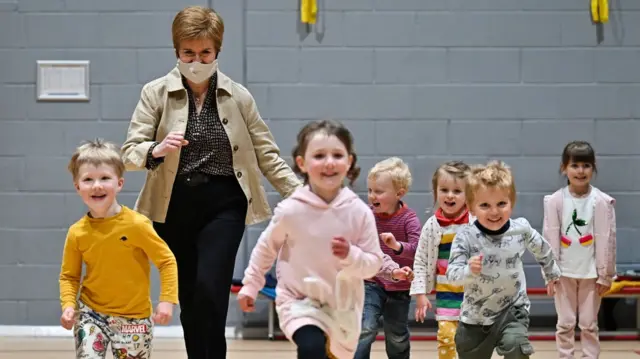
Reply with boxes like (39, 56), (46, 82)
(565, 208), (587, 235)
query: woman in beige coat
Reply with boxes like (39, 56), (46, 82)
(121, 6), (300, 359)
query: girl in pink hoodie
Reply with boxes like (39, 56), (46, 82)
(238, 119), (406, 359)
(543, 141), (616, 359)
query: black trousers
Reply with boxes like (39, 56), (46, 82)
(154, 174), (247, 359)
(293, 325), (330, 359)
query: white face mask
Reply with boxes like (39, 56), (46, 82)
(177, 59), (218, 84)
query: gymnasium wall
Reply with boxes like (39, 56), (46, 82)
(0, 0), (639, 329)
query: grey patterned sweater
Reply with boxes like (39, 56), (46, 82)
(446, 218), (561, 325)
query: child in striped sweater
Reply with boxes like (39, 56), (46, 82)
(410, 161), (473, 359)
(354, 157), (421, 359)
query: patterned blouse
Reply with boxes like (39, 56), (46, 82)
(146, 73), (234, 176)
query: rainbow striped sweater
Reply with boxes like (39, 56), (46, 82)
(434, 227), (466, 321)
(410, 209), (472, 322)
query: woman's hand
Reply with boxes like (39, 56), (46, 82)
(152, 131), (188, 158)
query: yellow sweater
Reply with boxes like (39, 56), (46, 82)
(59, 206), (178, 318)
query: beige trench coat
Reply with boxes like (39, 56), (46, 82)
(122, 67), (301, 225)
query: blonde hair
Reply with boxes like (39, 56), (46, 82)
(431, 161), (470, 204)
(68, 139), (124, 181)
(368, 157), (412, 191)
(172, 6), (224, 55)
(466, 160), (516, 207)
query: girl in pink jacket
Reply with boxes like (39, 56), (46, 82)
(543, 140), (617, 359)
(238, 119), (409, 359)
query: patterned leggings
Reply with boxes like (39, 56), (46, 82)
(437, 320), (459, 359)
(73, 302), (154, 359)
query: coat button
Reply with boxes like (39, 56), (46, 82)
(249, 198), (253, 204)
(222, 118), (228, 124)
(236, 171), (242, 178)
(233, 145), (239, 151)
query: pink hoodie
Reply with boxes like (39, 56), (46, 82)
(240, 186), (387, 358)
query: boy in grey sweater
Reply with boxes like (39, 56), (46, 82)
(446, 161), (560, 359)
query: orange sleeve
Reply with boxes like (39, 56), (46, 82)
(59, 230), (82, 311)
(135, 219), (179, 304)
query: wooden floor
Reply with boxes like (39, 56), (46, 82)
(0, 338), (638, 358)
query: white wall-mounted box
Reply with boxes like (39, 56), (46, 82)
(36, 60), (90, 101)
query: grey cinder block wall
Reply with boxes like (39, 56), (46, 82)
(0, 0), (639, 328)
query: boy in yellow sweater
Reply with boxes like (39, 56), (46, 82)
(59, 139), (178, 359)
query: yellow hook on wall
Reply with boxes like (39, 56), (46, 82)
(591, 0), (609, 23)
(301, 0), (318, 24)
